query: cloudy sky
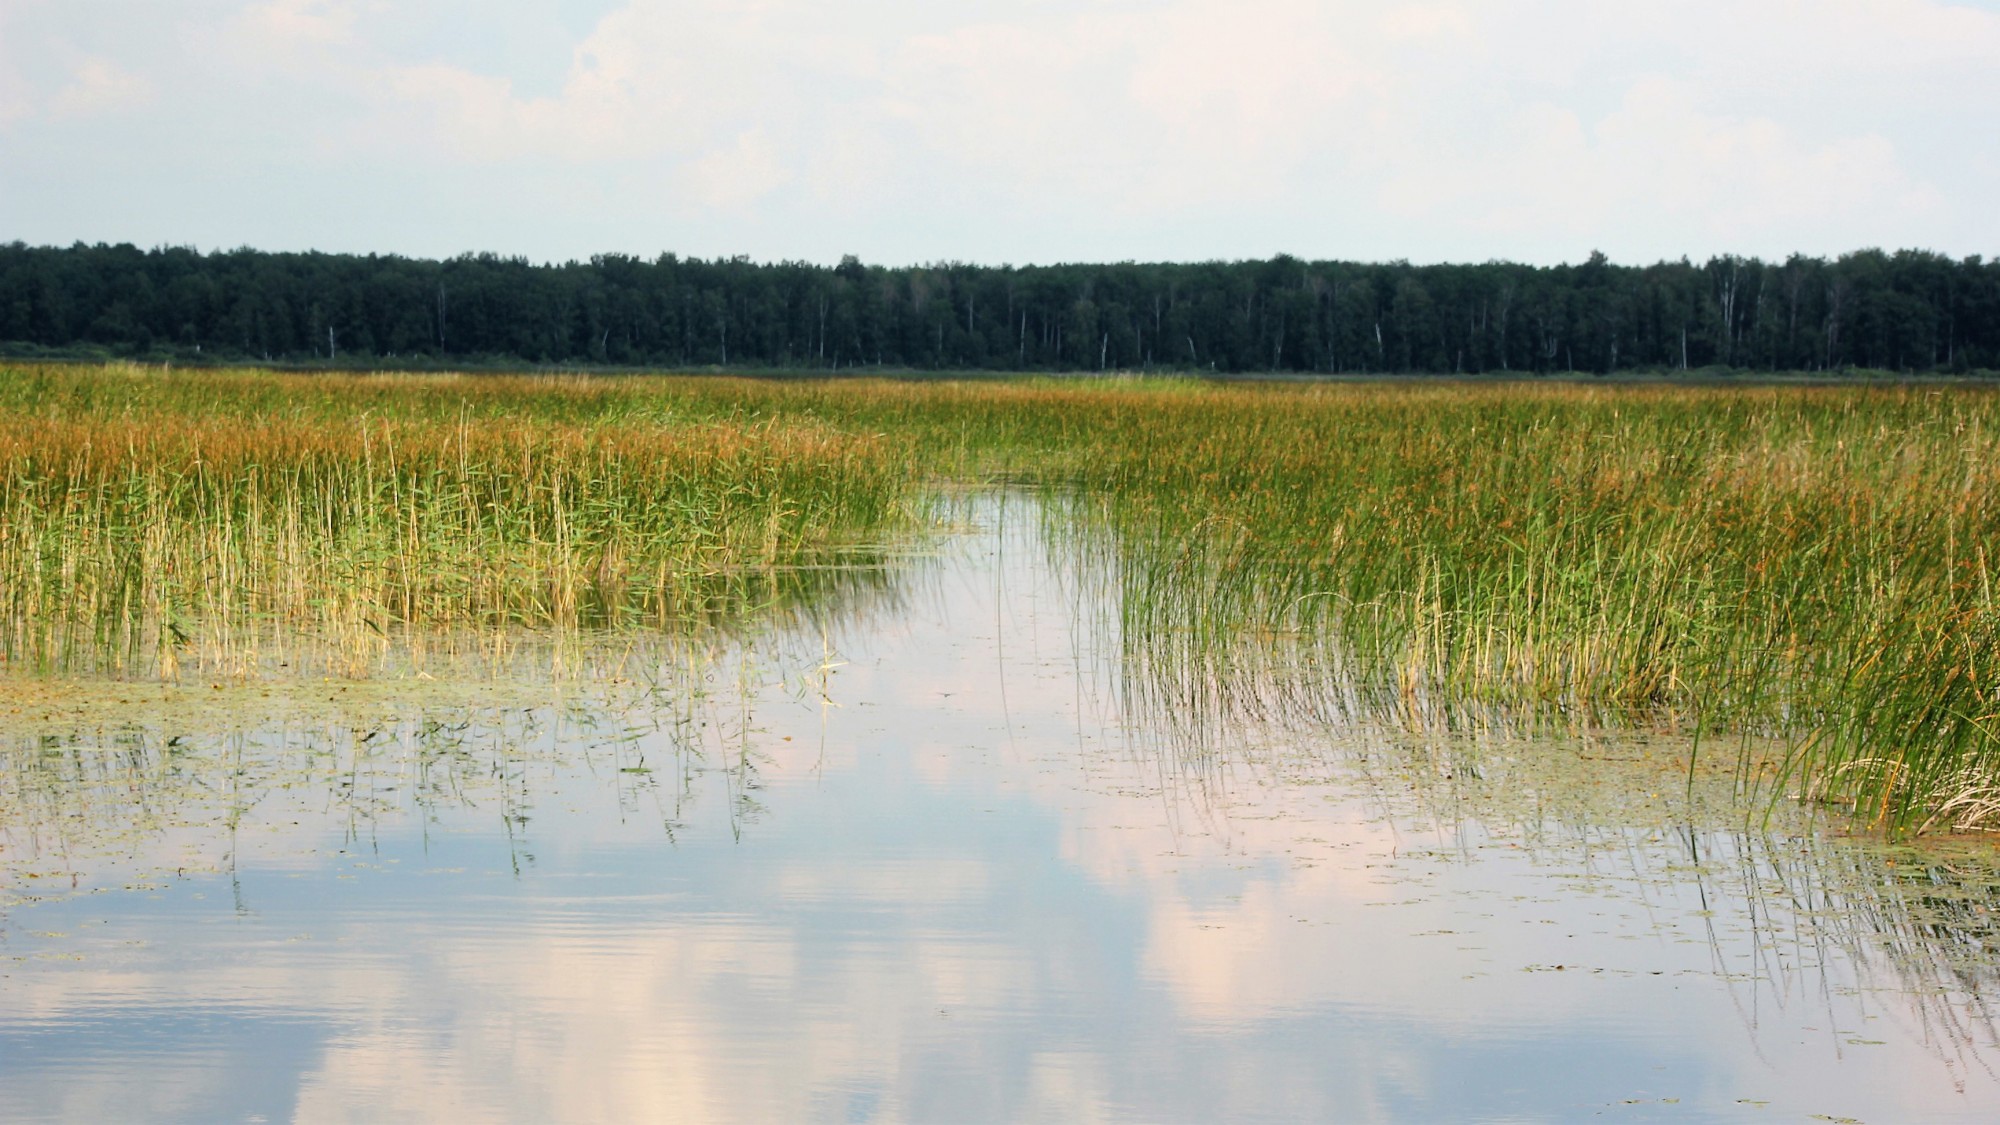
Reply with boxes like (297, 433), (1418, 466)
(3, 0), (1997, 266)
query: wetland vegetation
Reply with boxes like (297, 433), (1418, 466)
(6, 377), (2000, 1120)
(3, 361), (1997, 840)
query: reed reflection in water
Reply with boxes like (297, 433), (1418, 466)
(1, 494), (1997, 1122)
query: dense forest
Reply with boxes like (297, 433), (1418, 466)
(2, 241), (1996, 375)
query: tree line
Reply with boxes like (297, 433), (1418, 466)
(3, 241), (1996, 374)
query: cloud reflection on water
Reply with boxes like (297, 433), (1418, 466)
(2, 495), (1999, 1121)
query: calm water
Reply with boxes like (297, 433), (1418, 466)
(3, 496), (1999, 1122)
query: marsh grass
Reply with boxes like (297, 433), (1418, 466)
(5, 365), (1999, 833)
(1013, 383), (2000, 835)
(0, 365), (914, 677)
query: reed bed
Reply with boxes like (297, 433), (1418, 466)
(0, 365), (911, 676)
(5, 365), (1998, 833)
(1004, 383), (2000, 836)
(598, 375), (2000, 835)
(686, 374), (2000, 834)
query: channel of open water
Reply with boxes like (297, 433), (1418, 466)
(3, 494), (2000, 1122)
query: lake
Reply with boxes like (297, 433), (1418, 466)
(3, 493), (1998, 1122)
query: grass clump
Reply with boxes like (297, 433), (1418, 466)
(0, 365), (912, 676)
(1019, 383), (2000, 835)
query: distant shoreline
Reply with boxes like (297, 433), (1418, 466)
(5, 243), (1995, 378)
(4, 350), (1995, 388)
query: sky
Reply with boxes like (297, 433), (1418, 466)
(2, 0), (1998, 267)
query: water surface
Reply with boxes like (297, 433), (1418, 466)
(3, 495), (1999, 1122)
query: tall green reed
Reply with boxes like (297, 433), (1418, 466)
(0, 366), (913, 676)
(1017, 383), (2000, 834)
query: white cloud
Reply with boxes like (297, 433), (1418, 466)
(686, 127), (792, 208)
(1379, 3), (1476, 42)
(0, 8), (33, 125)
(350, 3), (787, 166)
(1123, 0), (1371, 163)
(47, 58), (154, 120)
(240, 0), (359, 48)
(0, 90), (30, 128)
(2, 0), (1996, 261)
(1364, 74), (1943, 253)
